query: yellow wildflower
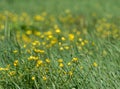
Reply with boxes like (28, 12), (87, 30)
(79, 38), (82, 42)
(0, 67), (8, 71)
(26, 30), (32, 35)
(34, 31), (41, 36)
(58, 42), (62, 45)
(68, 71), (73, 76)
(64, 46), (69, 50)
(23, 44), (26, 48)
(59, 63), (64, 68)
(81, 42), (85, 46)
(34, 49), (45, 54)
(42, 76), (47, 81)
(13, 60), (19, 67)
(58, 59), (63, 63)
(67, 62), (71, 66)
(55, 28), (61, 33)
(36, 60), (43, 67)
(32, 41), (40, 46)
(13, 50), (18, 54)
(45, 58), (50, 63)
(9, 71), (16, 76)
(72, 57), (78, 62)
(69, 34), (74, 41)
(93, 62), (98, 67)
(28, 56), (38, 61)
(50, 39), (57, 45)
(34, 15), (44, 21)
(48, 35), (53, 39)
(0, 24), (4, 29)
(61, 37), (66, 41)
(31, 76), (35, 80)
(59, 47), (64, 51)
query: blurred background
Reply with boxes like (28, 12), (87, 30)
(0, 0), (120, 17)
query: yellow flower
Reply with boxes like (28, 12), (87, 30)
(0, 67), (8, 71)
(0, 24), (4, 29)
(0, 64), (10, 71)
(13, 50), (18, 54)
(42, 76), (47, 81)
(61, 37), (66, 41)
(34, 49), (45, 54)
(34, 15), (44, 21)
(34, 31), (41, 36)
(28, 56), (38, 61)
(13, 60), (19, 67)
(23, 44), (26, 48)
(45, 31), (52, 35)
(48, 35), (53, 39)
(55, 28), (61, 33)
(31, 76), (35, 80)
(59, 47), (64, 51)
(59, 63), (64, 68)
(93, 62), (98, 67)
(79, 38), (82, 42)
(58, 59), (63, 63)
(50, 38), (57, 45)
(9, 71), (16, 76)
(58, 42), (62, 45)
(72, 57), (78, 62)
(69, 34), (74, 41)
(64, 46), (69, 50)
(80, 66), (83, 70)
(68, 71), (73, 76)
(36, 60), (43, 67)
(81, 42), (85, 46)
(45, 58), (50, 63)
(32, 41), (40, 46)
(67, 62), (71, 66)
(26, 30), (32, 35)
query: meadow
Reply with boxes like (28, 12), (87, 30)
(0, 0), (120, 89)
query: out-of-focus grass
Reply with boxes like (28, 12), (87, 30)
(0, 0), (120, 17)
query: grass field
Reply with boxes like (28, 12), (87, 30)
(0, 0), (120, 89)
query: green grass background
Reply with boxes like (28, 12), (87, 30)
(0, 0), (120, 17)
